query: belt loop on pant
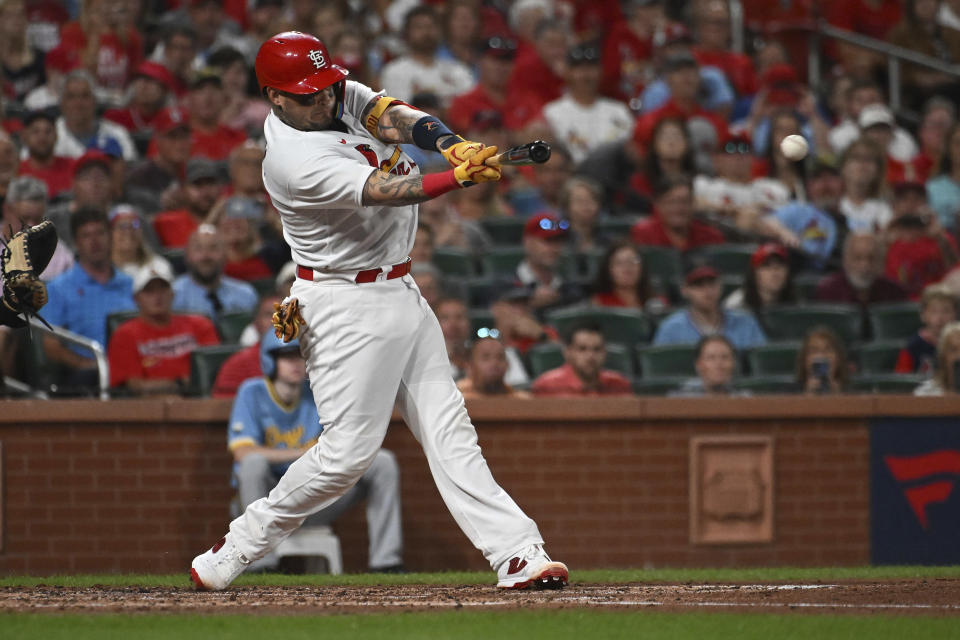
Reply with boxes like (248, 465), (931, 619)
(296, 258), (412, 284)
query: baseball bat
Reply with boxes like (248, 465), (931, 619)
(484, 140), (552, 167)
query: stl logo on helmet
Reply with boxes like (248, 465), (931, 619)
(307, 49), (326, 69)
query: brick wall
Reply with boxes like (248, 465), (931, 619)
(0, 396), (952, 575)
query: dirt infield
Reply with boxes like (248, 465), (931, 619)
(2, 580), (959, 616)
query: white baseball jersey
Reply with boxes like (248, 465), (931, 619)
(542, 95), (634, 164)
(262, 80), (420, 271)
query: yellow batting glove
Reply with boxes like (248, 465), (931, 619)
(453, 146), (501, 187)
(440, 137), (485, 167)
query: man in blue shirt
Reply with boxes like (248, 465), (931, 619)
(43, 208), (136, 390)
(653, 263), (767, 350)
(228, 331), (404, 572)
(172, 225), (258, 319)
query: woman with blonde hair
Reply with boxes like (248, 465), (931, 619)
(838, 137), (892, 233)
(796, 325), (850, 394)
(109, 204), (173, 279)
(914, 321), (960, 395)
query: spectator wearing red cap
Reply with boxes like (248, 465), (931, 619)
(53, 70), (138, 162)
(600, 0), (660, 101)
(518, 213), (584, 313)
(448, 36), (540, 133)
(691, 0), (757, 97)
(724, 243), (798, 315)
(185, 72), (248, 161)
(531, 323), (633, 396)
(653, 262), (768, 350)
(153, 157), (224, 249)
(631, 175), (725, 252)
(23, 45), (79, 111)
(46, 150), (116, 248)
(507, 19), (569, 115)
(104, 62), (176, 135)
(125, 107), (192, 215)
(108, 264), (220, 395)
(542, 44), (634, 165)
(0, 0), (46, 103)
(17, 110), (75, 200)
(884, 180), (959, 298)
(57, 0), (143, 94)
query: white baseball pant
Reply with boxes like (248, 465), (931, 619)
(229, 272), (543, 570)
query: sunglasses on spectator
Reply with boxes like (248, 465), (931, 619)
(723, 141), (751, 155)
(539, 219), (570, 231)
(477, 327), (501, 339)
(113, 219), (141, 230)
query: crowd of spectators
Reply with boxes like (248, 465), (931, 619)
(3, 0), (960, 400)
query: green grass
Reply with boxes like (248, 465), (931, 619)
(3, 610), (960, 640)
(2, 565), (960, 588)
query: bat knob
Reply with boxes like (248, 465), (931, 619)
(529, 141), (551, 164)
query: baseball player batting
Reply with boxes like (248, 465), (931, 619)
(190, 32), (568, 591)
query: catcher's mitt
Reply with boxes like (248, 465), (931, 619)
(272, 297), (305, 343)
(2, 220), (58, 318)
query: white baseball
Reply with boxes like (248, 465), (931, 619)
(780, 134), (809, 161)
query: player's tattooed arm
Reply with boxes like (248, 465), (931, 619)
(361, 170), (431, 206)
(369, 103), (421, 145)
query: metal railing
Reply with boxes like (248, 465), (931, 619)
(808, 21), (960, 114)
(26, 319), (110, 400)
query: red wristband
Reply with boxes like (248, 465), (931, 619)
(422, 170), (460, 198)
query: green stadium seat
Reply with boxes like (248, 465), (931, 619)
(481, 246), (525, 277)
(160, 247), (186, 274)
(561, 248), (604, 280)
(794, 273), (823, 301)
(857, 340), (903, 374)
(216, 311), (254, 344)
(546, 307), (651, 347)
(734, 375), (799, 394)
(762, 304), (861, 343)
(187, 345), (243, 397)
(634, 376), (687, 395)
(851, 373), (924, 394)
(250, 277), (276, 298)
(868, 302), (921, 340)
(480, 217), (526, 245)
(746, 341), (801, 377)
(527, 342), (634, 378)
(637, 343), (697, 377)
(721, 274), (744, 299)
(432, 247), (476, 277)
(468, 308), (496, 337)
(598, 217), (637, 240)
(464, 276), (495, 307)
(637, 246), (683, 287)
(106, 310), (140, 343)
(689, 244), (758, 276)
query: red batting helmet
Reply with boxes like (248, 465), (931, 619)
(254, 31), (349, 95)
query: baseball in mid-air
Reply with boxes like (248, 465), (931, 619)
(780, 134), (809, 161)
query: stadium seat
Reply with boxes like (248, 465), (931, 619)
(637, 246), (683, 287)
(857, 340), (903, 374)
(106, 310), (140, 343)
(689, 244), (758, 276)
(464, 276), (495, 307)
(250, 277), (276, 298)
(161, 247), (186, 274)
(546, 306), (652, 347)
(851, 373), (924, 394)
(793, 272), (823, 301)
(527, 342), (634, 378)
(432, 247), (476, 277)
(187, 344), (243, 397)
(481, 246), (525, 277)
(762, 304), (861, 343)
(746, 341), (802, 377)
(562, 248), (604, 280)
(216, 311), (254, 344)
(637, 343), (697, 377)
(734, 375), (799, 394)
(868, 302), (921, 340)
(480, 217), (525, 245)
(634, 376), (687, 395)
(598, 217), (637, 240)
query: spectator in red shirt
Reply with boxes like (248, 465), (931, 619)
(107, 264), (220, 395)
(600, 0), (659, 101)
(827, 0), (902, 78)
(692, 0), (757, 97)
(104, 62), (176, 136)
(152, 157), (224, 249)
(895, 284), (957, 375)
(211, 196), (275, 281)
(531, 323), (634, 396)
(57, 0), (143, 93)
(17, 110), (75, 201)
(125, 106), (192, 215)
(448, 36), (539, 133)
(631, 175), (726, 251)
(592, 240), (659, 311)
(186, 71), (248, 161)
(211, 341), (261, 398)
(507, 19), (568, 115)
